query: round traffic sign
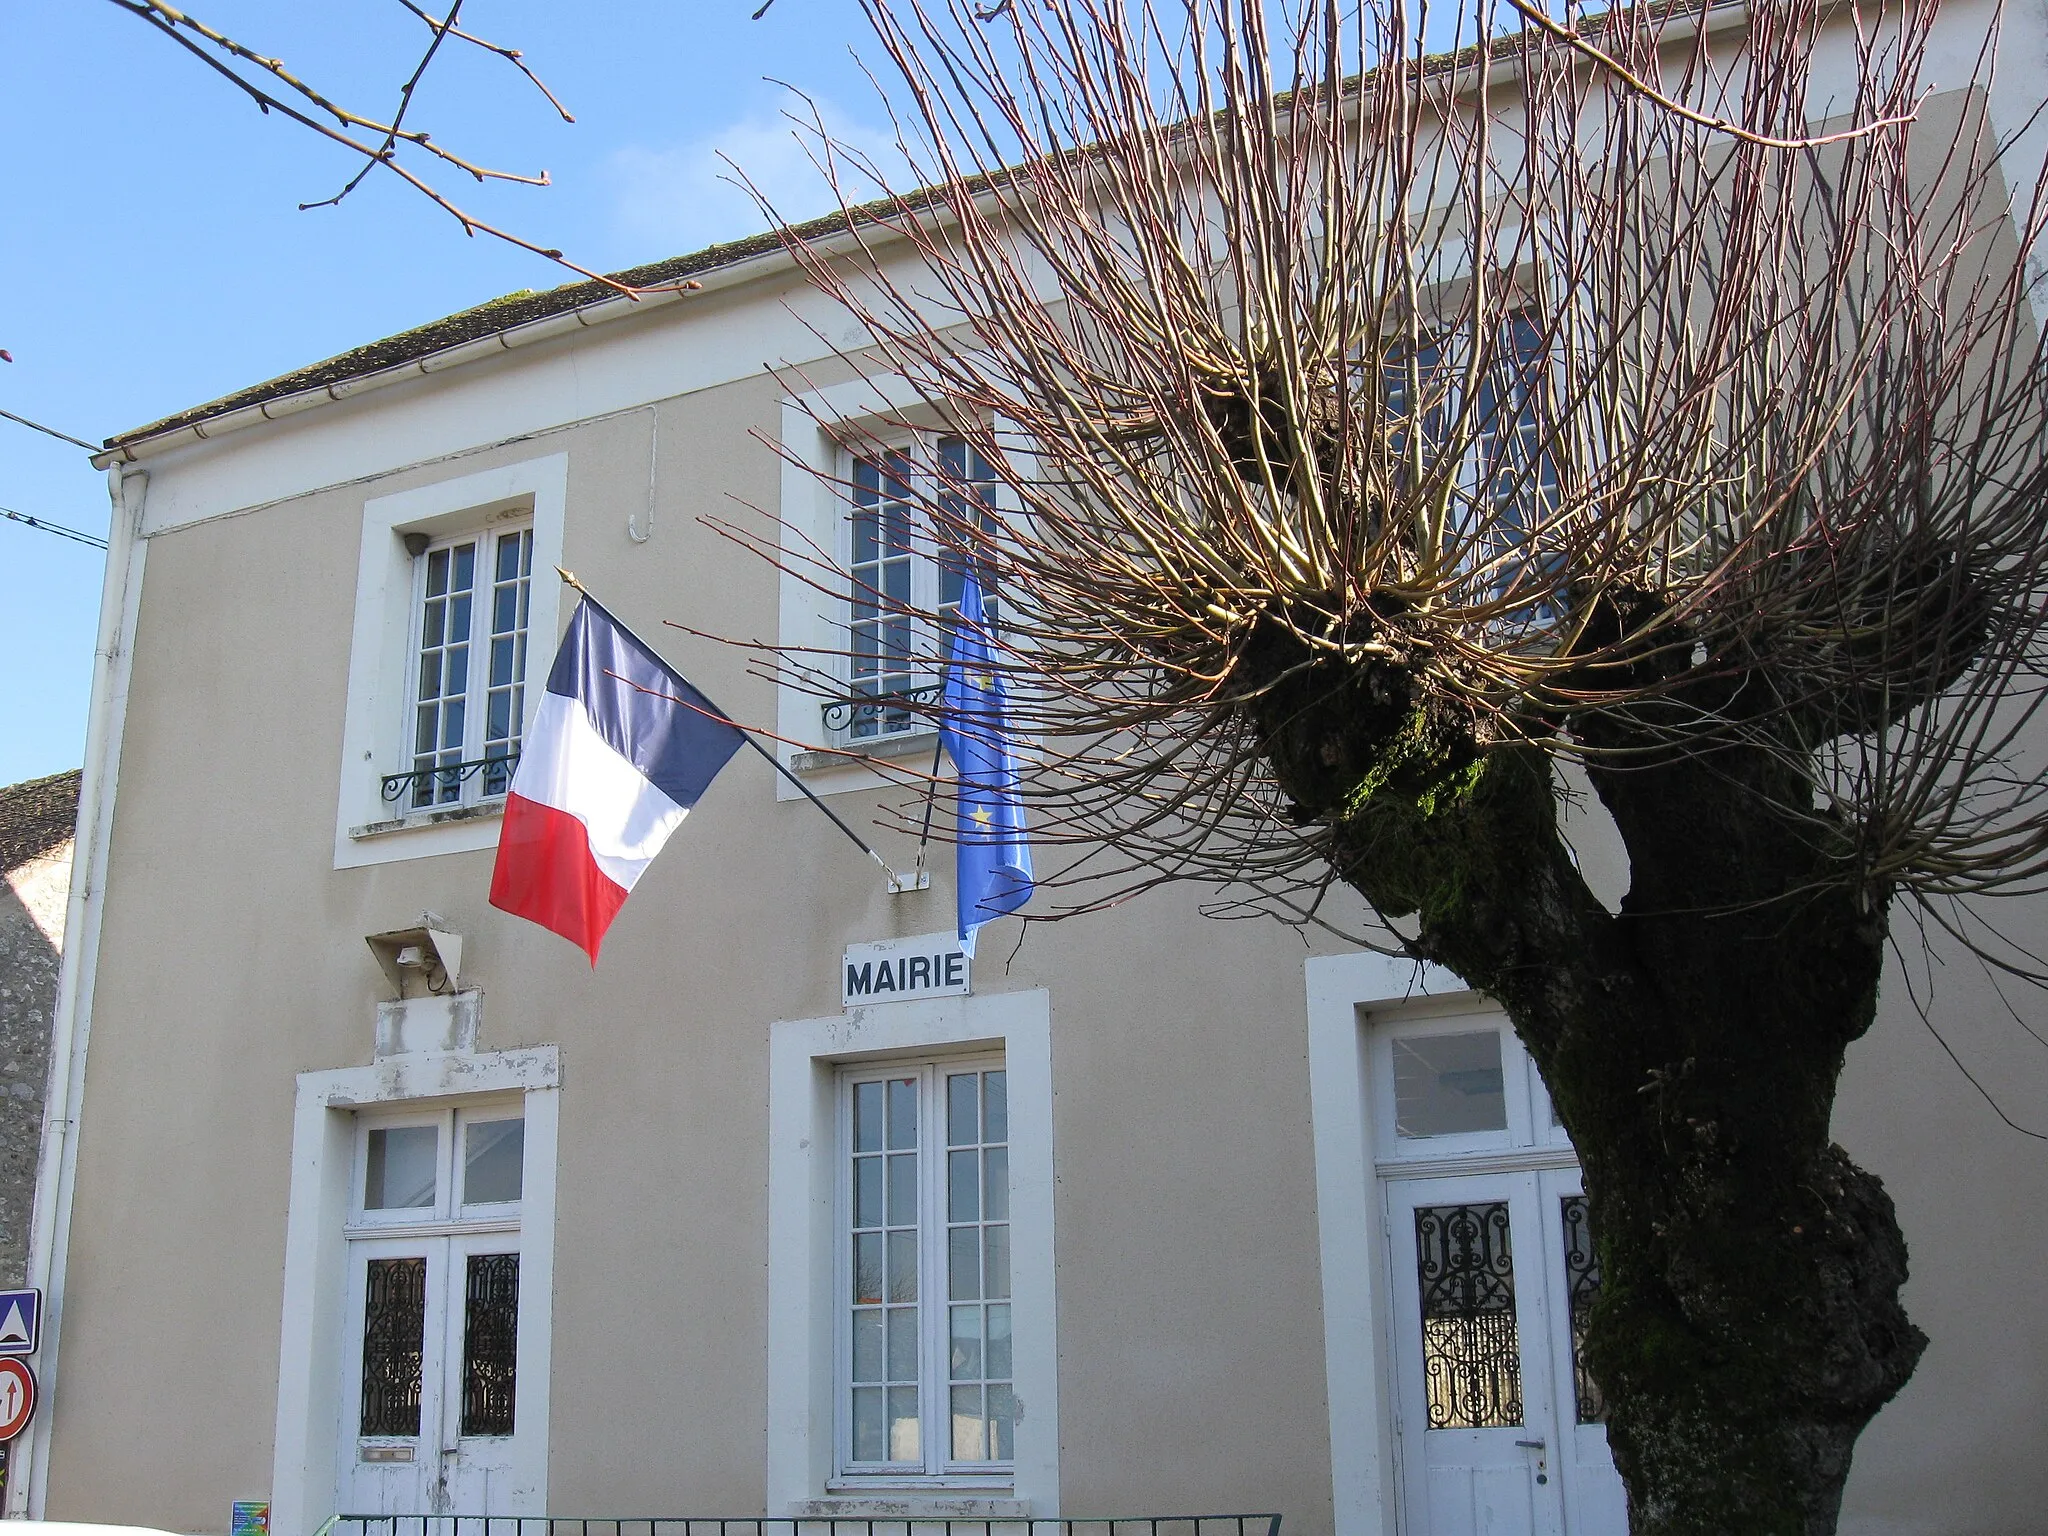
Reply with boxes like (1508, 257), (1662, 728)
(0, 1359), (36, 1440)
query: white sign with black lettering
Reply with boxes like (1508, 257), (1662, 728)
(844, 932), (971, 1006)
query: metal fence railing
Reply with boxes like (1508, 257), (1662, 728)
(329, 1515), (1282, 1536)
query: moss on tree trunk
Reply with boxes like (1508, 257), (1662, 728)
(1250, 652), (1926, 1534)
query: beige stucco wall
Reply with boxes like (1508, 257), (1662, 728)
(38, 317), (1348, 1533)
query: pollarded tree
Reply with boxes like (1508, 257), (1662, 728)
(745, 1), (2048, 1529)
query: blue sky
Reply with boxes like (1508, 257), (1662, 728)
(0, 0), (890, 785)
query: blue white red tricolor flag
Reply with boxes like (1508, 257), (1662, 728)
(490, 595), (744, 962)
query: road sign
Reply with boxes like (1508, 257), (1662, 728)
(0, 1290), (40, 1357)
(0, 1360), (35, 1440)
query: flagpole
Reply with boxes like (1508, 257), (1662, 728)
(555, 567), (911, 890)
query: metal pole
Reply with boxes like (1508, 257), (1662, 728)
(554, 568), (906, 886)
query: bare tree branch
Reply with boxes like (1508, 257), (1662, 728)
(99, 0), (694, 295)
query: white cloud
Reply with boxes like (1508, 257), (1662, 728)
(607, 96), (913, 257)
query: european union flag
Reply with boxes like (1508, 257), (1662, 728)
(939, 572), (1033, 955)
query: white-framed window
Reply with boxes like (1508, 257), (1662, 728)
(766, 987), (1057, 1513)
(840, 433), (998, 745)
(351, 1103), (528, 1226)
(837, 1055), (1014, 1478)
(334, 454), (566, 869)
(1386, 310), (1562, 613)
(402, 522), (535, 812)
(1369, 1005), (1567, 1166)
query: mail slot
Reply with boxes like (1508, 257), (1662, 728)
(360, 1445), (415, 1463)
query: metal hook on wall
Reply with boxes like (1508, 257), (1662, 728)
(628, 404), (658, 543)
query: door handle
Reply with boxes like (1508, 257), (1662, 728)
(1515, 1439), (1546, 1449)
(1515, 1438), (1550, 1485)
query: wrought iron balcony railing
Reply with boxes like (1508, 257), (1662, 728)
(381, 752), (521, 807)
(822, 684), (943, 738)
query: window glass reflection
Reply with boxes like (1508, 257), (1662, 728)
(1393, 1032), (1508, 1137)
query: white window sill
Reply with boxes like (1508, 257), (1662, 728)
(790, 728), (943, 777)
(800, 1494), (1025, 1519)
(350, 799), (506, 841)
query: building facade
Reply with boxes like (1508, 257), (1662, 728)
(25, 10), (2048, 1535)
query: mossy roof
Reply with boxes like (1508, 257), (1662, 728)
(0, 769), (81, 874)
(103, 211), (847, 451)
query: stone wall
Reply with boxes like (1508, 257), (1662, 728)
(0, 771), (79, 1288)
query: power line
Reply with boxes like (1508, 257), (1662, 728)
(0, 407), (100, 454)
(0, 506), (109, 551)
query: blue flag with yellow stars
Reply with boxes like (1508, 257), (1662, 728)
(938, 572), (1034, 955)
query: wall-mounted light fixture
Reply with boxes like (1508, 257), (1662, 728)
(365, 916), (463, 999)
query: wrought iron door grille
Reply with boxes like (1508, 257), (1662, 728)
(461, 1252), (520, 1437)
(1560, 1195), (1606, 1424)
(1414, 1201), (1523, 1429)
(361, 1257), (428, 1437)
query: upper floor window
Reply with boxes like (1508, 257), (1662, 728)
(841, 434), (997, 745)
(1386, 311), (1560, 612)
(403, 524), (533, 811)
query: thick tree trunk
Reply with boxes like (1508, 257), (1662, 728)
(1251, 659), (1926, 1534)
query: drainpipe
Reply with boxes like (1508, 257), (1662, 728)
(11, 464), (148, 1517)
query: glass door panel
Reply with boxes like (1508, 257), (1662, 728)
(1536, 1169), (1628, 1536)
(1388, 1173), (1564, 1536)
(340, 1240), (447, 1516)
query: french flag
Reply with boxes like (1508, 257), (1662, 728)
(490, 595), (745, 962)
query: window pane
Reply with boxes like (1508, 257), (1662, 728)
(948, 1072), (979, 1145)
(1392, 1032), (1508, 1137)
(983, 1224), (1010, 1300)
(852, 1310), (883, 1383)
(463, 1118), (524, 1205)
(853, 1233), (882, 1305)
(888, 1386), (920, 1462)
(986, 1302), (1012, 1379)
(983, 1071), (1007, 1143)
(887, 1305), (920, 1379)
(1415, 1201), (1522, 1429)
(1562, 1195), (1607, 1424)
(948, 1149), (980, 1222)
(359, 1256), (427, 1436)
(951, 1383), (987, 1461)
(854, 1081), (883, 1152)
(852, 1386), (885, 1462)
(950, 1304), (983, 1380)
(855, 1156), (883, 1229)
(887, 1151), (917, 1226)
(459, 1252), (519, 1436)
(987, 1382), (1017, 1460)
(887, 1230), (919, 1302)
(949, 1226), (980, 1300)
(364, 1126), (437, 1210)
(887, 1077), (917, 1148)
(983, 1146), (1009, 1222)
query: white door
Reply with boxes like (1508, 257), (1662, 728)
(1387, 1170), (1626, 1536)
(337, 1107), (531, 1516)
(1533, 1169), (1628, 1536)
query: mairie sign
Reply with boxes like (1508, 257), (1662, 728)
(844, 932), (971, 1007)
